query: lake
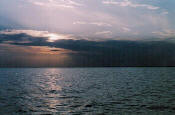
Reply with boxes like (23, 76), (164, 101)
(0, 68), (175, 115)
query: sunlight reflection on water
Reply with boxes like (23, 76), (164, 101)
(0, 68), (175, 114)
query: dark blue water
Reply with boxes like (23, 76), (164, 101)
(0, 68), (175, 115)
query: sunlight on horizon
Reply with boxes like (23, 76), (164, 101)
(47, 34), (64, 42)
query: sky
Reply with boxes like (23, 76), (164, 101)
(0, 0), (175, 67)
(0, 0), (175, 39)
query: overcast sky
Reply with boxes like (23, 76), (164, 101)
(0, 0), (175, 40)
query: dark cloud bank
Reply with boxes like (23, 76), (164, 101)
(0, 33), (175, 67)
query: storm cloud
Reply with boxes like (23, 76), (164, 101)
(0, 31), (175, 67)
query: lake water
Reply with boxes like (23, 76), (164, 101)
(0, 68), (175, 115)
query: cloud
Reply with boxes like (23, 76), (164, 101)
(122, 27), (131, 32)
(102, 0), (159, 10)
(0, 29), (74, 42)
(0, 29), (49, 37)
(73, 21), (87, 25)
(161, 11), (169, 15)
(152, 29), (175, 38)
(1, 31), (175, 67)
(1, 0), (173, 39)
(95, 31), (112, 35)
(73, 21), (112, 27)
(29, 0), (83, 9)
(50, 49), (61, 52)
(90, 22), (112, 27)
(95, 31), (113, 38)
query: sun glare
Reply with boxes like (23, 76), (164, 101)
(48, 34), (61, 42)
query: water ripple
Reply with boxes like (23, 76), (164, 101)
(0, 68), (175, 114)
